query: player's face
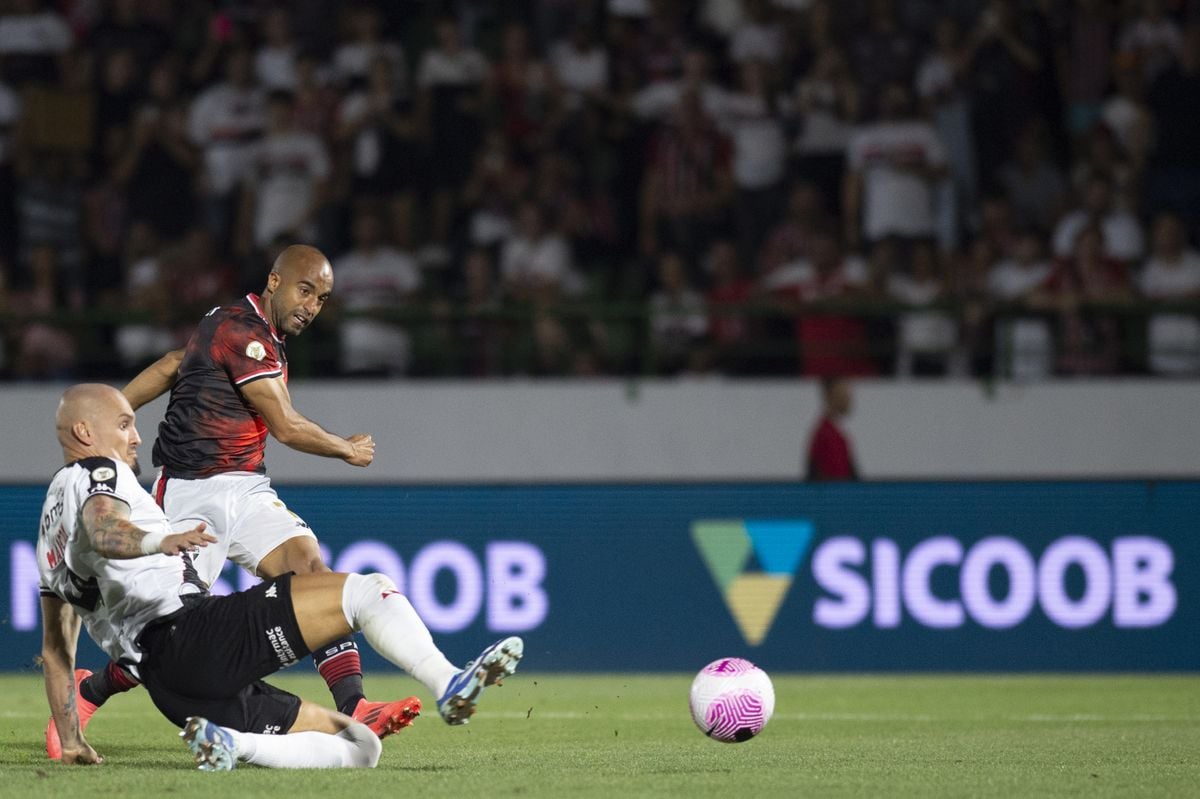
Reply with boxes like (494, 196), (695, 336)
(272, 267), (333, 336)
(96, 401), (142, 474)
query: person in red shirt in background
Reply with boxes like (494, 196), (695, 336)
(805, 376), (858, 481)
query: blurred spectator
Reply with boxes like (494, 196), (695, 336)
(843, 82), (948, 251)
(704, 238), (754, 373)
(1137, 213), (1200, 375)
(443, 247), (505, 376)
(886, 239), (957, 377)
(988, 229), (1054, 381)
(15, 149), (85, 308)
(850, 0), (918, 112)
(488, 22), (561, 159)
(333, 4), (406, 87)
(648, 250), (708, 374)
(760, 179), (827, 274)
(805, 376), (858, 481)
(255, 5), (299, 91)
(963, 0), (1047, 186)
(631, 46), (731, 121)
(1047, 223), (1134, 375)
(0, 0), (72, 86)
(728, 0), (785, 67)
(1069, 124), (1138, 213)
(237, 90), (330, 254)
(1055, 0), (1114, 140)
(761, 230), (877, 377)
(461, 129), (527, 255)
(111, 58), (197, 241)
(291, 51), (340, 140)
(500, 200), (580, 301)
(114, 223), (174, 371)
(1144, 26), (1200, 239)
(1052, 172), (1144, 263)
(333, 209), (422, 376)
(337, 54), (420, 208)
(1117, 0), (1182, 87)
(548, 22), (610, 111)
(94, 47), (138, 168)
(187, 45), (265, 241)
(788, 43), (858, 213)
(997, 120), (1069, 235)
(916, 15), (978, 238)
(11, 244), (78, 379)
(0, 75), (22, 262)
(1100, 57), (1152, 174)
(416, 15), (488, 258)
(639, 88), (734, 263)
(719, 59), (787, 268)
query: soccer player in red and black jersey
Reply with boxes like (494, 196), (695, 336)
(45, 246), (413, 758)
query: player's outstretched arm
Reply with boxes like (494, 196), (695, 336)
(240, 376), (375, 467)
(80, 494), (216, 559)
(40, 595), (102, 765)
(122, 348), (185, 410)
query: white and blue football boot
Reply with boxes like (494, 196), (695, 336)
(180, 716), (237, 771)
(437, 636), (524, 725)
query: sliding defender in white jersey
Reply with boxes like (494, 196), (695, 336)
(38, 384), (523, 770)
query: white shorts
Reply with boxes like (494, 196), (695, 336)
(152, 471), (317, 585)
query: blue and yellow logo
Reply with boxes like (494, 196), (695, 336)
(691, 519), (814, 645)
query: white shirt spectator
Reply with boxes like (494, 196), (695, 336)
(729, 20), (785, 65)
(256, 45), (297, 91)
(187, 84), (265, 195)
(649, 287), (708, 348)
(1118, 16), (1182, 83)
(791, 78), (853, 155)
(1138, 248), (1200, 374)
(243, 131), (330, 247)
(718, 92), (787, 189)
(1052, 210), (1145, 263)
(501, 232), (581, 295)
(760, 255), (870, 298)
(549, 40), (608, 102)
(631, 80), (732, 120)
(988, 257), (1055, 381)
(416, 46), (487, 89)
(887, 272), (957, 366)
(334, 245), (422, 374)
(847, 120), (947, 241)
(0, 10), (71, 55)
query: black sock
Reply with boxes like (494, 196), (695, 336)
(80, 661), (140, 707)
(312, 637), (365, 715)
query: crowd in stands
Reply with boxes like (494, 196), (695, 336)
(1, 0), (1199, 380)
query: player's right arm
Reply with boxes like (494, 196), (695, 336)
(239, 376), (375, 466)
(40, 594), (102, 765)
(80, 494), (216, 559)
(122, 348), (185, 410)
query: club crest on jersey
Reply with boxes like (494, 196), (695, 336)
(90, 466), (115, 482)
(246, 340), (267, 361)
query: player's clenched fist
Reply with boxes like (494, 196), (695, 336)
(344, 434), (375, 467)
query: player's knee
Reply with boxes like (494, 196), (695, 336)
(294, 556), (330, 575)
(344, 721), (383, 768)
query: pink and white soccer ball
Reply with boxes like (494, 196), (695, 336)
(689, 658), (775, 743)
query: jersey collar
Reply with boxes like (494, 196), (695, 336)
(246, 293), (285, 343)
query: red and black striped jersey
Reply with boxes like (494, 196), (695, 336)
(152, 294), (287, 478)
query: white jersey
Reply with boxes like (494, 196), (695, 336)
(36, 457), (202, 675)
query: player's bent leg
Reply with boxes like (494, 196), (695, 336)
(182, 702), (383, 770)
(258, 537), (368, 717)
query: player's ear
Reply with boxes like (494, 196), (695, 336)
(266, 270), (281, 293)
(71, 420), (93, 446)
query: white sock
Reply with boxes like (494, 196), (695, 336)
(229, 723), (381, 769)
(341, 573), (459, 697)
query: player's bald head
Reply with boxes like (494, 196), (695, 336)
(269, 245), (332, 285)
(55, 384), (136, 458)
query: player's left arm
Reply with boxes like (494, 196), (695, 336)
(122, 348), (185, 410)
(40, 594), (102, 765)
(80, 493), (215, 559)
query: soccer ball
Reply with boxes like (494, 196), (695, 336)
(689, 658), (775, 743)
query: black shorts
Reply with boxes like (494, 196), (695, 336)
(137, 573), (312, 734)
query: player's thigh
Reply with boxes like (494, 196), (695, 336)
(157, 475), (235, 586)
(145, 675), (302, 735)
(139, 576), (311, 699)
(227, 478), (320, 577)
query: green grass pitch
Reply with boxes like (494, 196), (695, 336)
(1, 672), (1197, 798)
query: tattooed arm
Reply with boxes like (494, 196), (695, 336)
(41, 594), (103, 765)
(79, 494), (215, 559)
